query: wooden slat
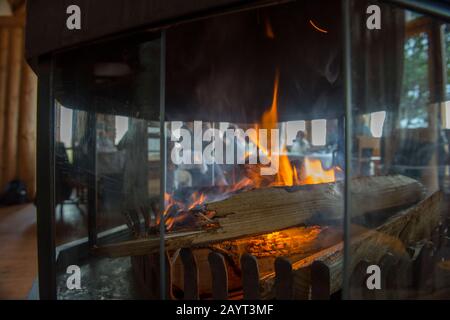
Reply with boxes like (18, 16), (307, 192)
(240, 253), (260, 300)
(180, 248), (199, 300)
(208, 252), (228, 300)
(311, 260), (330, 300)
(274, 257), (293, 300)
(17, 62), (37, 198)
(135, 252), (173, 299)
(0, 28), (10, 187)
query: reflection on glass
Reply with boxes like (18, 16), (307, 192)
(349, 2), (450, 300)
(47, 0), (450, 301)
(53, 36), (162, 299)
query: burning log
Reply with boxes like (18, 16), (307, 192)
(95, 175), (424, 258)
(171, 225), (343, 296)
(259, 191), (442, 299)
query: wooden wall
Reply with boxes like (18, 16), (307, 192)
(0, 7), (37, 199)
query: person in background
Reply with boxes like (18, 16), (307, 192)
(290, 130), (310, 156)
(354, 116), (372, 137)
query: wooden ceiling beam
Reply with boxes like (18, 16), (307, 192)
(0, 15), (24, 27)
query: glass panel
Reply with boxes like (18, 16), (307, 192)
(53, 35), (162, 299)
(48, 0), (450, 301)
(165, 0), (345, 300)
(399, 32), (430, 128)
(349, 1), (449, 299)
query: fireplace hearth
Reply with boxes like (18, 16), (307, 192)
(28, 0), (450, 300)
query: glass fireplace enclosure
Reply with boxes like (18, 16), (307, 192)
(37, 0), (450, 299)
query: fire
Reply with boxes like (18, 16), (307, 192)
(246, 69), (338, 188)
(160, 70), (340, 230)
(300, 157), (336, 185)
(159, 191), (218, 231)
(262, 70), (294, 186)
(188, 192), (208, 210)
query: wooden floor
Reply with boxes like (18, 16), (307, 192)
(0, 197), (126, 300)
(0, 204), (37, 299)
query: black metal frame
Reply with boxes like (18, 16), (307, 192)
(34, 0), (450, 300)
(87, 112), (98, 248)
(159, 30), (167, 300)
(341, 0), (353, 300)
(36, 55), (56, 300)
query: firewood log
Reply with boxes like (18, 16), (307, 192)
(171, 225), (343, 296)
(95, 175), (424, 258)
(259, 191), (441, 299)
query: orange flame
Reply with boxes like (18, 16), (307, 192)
(300, 157), (336, 185)
(246, 69), (338, 188)
(258, 70), (295, 186)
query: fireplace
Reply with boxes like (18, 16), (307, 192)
(28, 0), (450, 300)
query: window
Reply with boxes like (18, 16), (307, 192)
(444, 24), (450, 99)
(369, 111), (386, 138)
(115, 116), (129, 145)
(148, 122), (160, 161)
(399, 32), (430, 128)
(311, 119), (327, 146)
(59, 105), (73, 148)
(286, 120), (306, 146)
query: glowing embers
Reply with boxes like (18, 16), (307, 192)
(237, 227), (322, 258)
